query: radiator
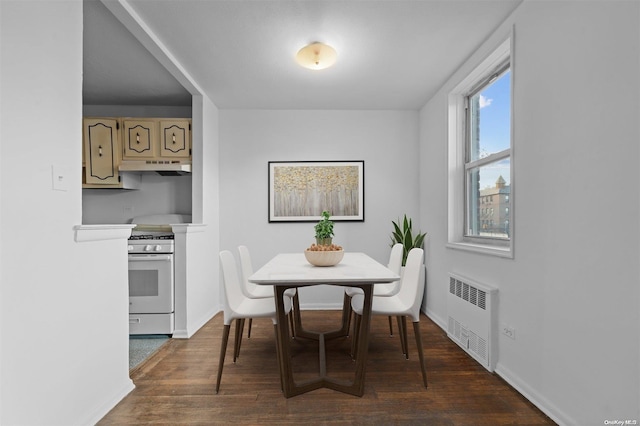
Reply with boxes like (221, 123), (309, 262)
(447, 273), (498, 372)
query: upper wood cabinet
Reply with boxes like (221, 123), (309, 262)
(83, 118), (120, 185)
(122, 119), (157, 160)
(82, 116), (191, 188)
(159, 119), (191, 158)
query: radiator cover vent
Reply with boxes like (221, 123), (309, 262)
(447, 273), (498, 371)
(450, 276), (488, 310)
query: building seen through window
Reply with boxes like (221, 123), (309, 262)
(477, 175), (510, 238)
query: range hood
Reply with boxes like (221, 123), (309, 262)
(119, 161), (191, 176)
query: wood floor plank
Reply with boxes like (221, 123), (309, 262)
(99, 312), (555, 425)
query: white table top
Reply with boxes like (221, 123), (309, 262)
(248, 252), (400, 286)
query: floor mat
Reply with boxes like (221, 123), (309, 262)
(129, 335), (169, 370)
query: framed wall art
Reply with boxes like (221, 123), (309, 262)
(268, 161), (364, 222)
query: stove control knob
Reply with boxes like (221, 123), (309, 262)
(155, 245), (162, 251)
(144, 245), (153, 251)
(127, 245), (134, 251)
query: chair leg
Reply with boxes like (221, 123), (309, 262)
(233, 318), (245, 363)
(388, 316), (394, 336)
(247, 318), (253, 338)
(288, 308), (295, 339)
(347, 308), (356, 339)
(400, 316), (409, 359)
(342, 292), (353, 337)
(396, 316), (408, 358)
(412, 321), (428, 388)
(292, 291), (302, 338)
(216, 324), (231, 394)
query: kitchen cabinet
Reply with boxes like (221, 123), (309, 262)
(159, 119), (191, 158)
(83, 118), (120, 185)
(82, 116), (192, 188)
(122, 119), (157, 160)
(123, 118), (191, 160)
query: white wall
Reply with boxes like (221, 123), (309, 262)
(219, 109), (421, 308)
(83, 104), (191, 118)
(420, 1), (640, 425)
(178, 94), (220, 336)
(1, 2), (134, 424)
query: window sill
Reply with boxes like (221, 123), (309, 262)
(446, 241), (513, 259)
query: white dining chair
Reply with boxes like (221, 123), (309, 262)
(238, 245), (275, 299)
(344, 243), (403, 336)
(216, 250), (292, 393)
(350, 247), (427, 388)
(238, 246), (297, 341)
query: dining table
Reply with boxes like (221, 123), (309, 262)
(248, 252), (400, 398)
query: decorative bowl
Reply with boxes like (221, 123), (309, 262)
(304, 249), (344, 267)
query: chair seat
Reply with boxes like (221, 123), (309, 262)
(229, 294), (292, 324)
(248, 285), (297, 299)
(372, 283), (397, 296)
(247, 284), (275, 298)
(345, 282), (397, 298)
(351, 293), (414, 320)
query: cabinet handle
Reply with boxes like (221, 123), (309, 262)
(98, 145), (102, 157)
(172, 133), (176, 144)
(136, 133), (140, 144)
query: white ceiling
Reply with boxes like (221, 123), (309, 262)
(82, 0), (522, 110)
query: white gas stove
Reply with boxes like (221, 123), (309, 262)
(127, 214), (190, 335)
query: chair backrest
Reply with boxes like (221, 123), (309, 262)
(388, 243), (403, 274)
(395, 247), (424, 321)
(237, 245), (258, 297)
(219, 250), (247, 325)
(375, 243), (404, 295)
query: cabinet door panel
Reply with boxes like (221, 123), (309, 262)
(123, 119), (156, 159)
(159, 120), (190, 158)
(83, 118), (119, 184)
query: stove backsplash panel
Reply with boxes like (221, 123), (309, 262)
(82, 174), (192, 224)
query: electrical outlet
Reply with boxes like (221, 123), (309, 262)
(502, 325), (516, 340)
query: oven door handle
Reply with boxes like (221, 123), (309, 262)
(128, 254), (172, 261)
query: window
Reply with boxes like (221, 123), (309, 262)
(466, 65), (510, 240)
(448, 36), (513, 258)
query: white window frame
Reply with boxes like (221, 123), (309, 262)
(447, 35), (514, 258)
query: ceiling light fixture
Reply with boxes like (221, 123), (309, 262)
(296, 42), (337, 70)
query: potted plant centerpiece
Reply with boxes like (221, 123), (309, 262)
(305, 210), (343, 266)
(314, 210), (334, 246)
(390, 214), (427, 266)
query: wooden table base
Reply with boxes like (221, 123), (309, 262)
(274, 283), (374, 398)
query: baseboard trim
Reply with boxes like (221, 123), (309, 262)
(423, 307), (447, 330)
(424, 310), (571, 426)
(80, 378), (135, 425)
(173, 307), (218, 339)
(494, 363), (572, 426)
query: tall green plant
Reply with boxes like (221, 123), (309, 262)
(390, 215), (426, 266)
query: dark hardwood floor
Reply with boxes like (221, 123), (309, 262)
(99, 311), (555, 425)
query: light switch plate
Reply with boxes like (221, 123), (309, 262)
(52, 165), (69, 192)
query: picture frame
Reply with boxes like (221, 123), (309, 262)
(268, 161), (364, 222)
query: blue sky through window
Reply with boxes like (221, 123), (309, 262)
(477, 69), (510, 189)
